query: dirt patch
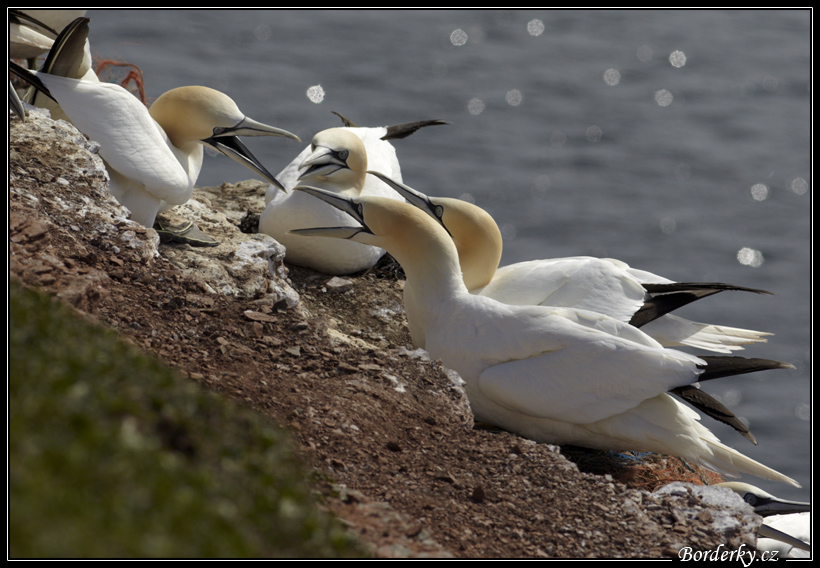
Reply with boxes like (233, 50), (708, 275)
(9, 106), (761, 558)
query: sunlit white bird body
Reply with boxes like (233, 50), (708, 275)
(373, 172), (772, 354)
(290, 184), (798, 487)
(17, 71), (297, 228)
(717, 482), (810, 557)
(259, 127), (405, 274)
(11, 17), (299, 231)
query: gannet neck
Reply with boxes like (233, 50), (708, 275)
(436, 197), (502, 291)
(297, 128), (367, 193)
(357, 196), (467, 296)
(365, 170), (502, 290)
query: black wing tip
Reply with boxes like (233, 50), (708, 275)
(329, 112), (451, 139)
(669, 385), (758, 444)
(382, 119), (451, 140)
(696, 356), (795, 381)
(642, 282), (774, 296)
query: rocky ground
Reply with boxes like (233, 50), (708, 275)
(9, 104), (767, 558)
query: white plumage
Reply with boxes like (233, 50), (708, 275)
(259, 127), (405, 274)
(11, 17), (299, 230)
(289, 183), (798, 487)
(369, 171), (772, 354)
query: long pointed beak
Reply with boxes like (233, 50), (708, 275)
(297, 146), (348, 180)
(203, 135), (286, 190)
(759, 523), (811, 552)
(289, 185), (373, 239)
(220, 116), (301, 141)
(9, 81), (26, 121)
(367, 170), (451, 237)
(753, 496), (812, 516)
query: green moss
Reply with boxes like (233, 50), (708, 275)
(9, 280), (364, 558)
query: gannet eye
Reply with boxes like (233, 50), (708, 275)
(213, 126), (226, 135)
(742, 493), (758, 506)
(338, 149), (349, 161)
(434, 205), (445, 220)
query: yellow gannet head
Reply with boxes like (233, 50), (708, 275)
(149, 86), (299, 189)
(296, 128), (367, 193)
(289, 185), (463, 285)
(366, 170), (502, 290)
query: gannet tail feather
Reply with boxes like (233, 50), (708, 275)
(640, 314), (772, 353)
(697, 356), (795, 382)
(670, 385), (757, 444)
(699, 436), (800, 487)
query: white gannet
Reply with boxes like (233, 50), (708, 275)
(258, 127), (405, 274)
(11, 54), (299, 233)
(717, 482), (811, 557)
(368, 170), (772, 354)
(15, 16), (100, 125)
(289, 185), (799, 487)
(259, 114), (447, 273)
(365, 173), (777, 442)
(9, 9), (87, 63)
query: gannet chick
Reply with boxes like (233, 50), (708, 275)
(368, 171), (773, 354)
(258, 127), (405, 274)
(290, 185), (799, 487)
(10, 63), (299, 231)
(717, 482), (810, 557)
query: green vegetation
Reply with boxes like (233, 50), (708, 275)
(9, 280), (363, 558)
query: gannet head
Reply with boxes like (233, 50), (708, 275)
(149, 86), (299, 189)
(716, 482), (811, 516)
(290, 184), (463, 284)
(296, 128), (367, 193)
(366, 171), (503, 290)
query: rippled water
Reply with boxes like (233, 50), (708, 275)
(85, 9), (811, 497)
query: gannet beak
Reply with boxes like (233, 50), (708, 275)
(9, 81), (27, 121)
(288, 184), (373, 239)
(752, 495), (812, 516)
(297, 145), (350, 180)
(203, 117), (299, 190)
(367, 170), (452, 237)
(759, 524), (812, 552)
(218, 116), (301, 142)
(202, 135), (286, 190)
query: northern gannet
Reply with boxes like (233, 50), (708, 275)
(10, 29), (299, 233)
(289, 185), (798, 486)
(9, 9), (86, 64)
(368, 170), (772, 354)
(16, 16), (100, 126)
(717, 482), (810, 557)
(365, 173), (778, 442)
(258, 114), (448, 273)
(259, 127), (405, 274)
